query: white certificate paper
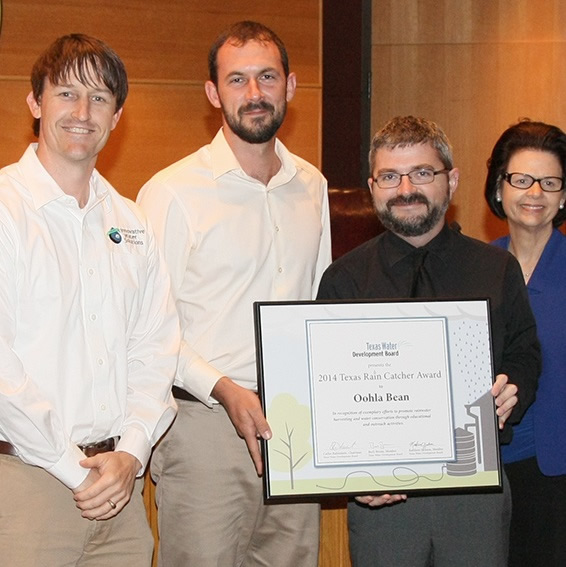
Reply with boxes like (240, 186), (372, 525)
(254, 300), (501, 500)
(308, 318), (454, 466)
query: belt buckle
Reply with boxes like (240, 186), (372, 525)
(79, 437), (117, 457)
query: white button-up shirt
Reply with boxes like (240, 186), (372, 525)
(0, 145), (179, 489)
(138, 129), (331, 404)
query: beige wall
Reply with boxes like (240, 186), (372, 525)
(371, 0), (566, 242)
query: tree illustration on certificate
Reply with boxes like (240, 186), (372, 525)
(267, 394), (312, 489)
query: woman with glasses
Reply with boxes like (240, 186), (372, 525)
(485, 120), (566, 567)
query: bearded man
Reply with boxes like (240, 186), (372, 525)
(137, 20), (330, 567)
(316, 115), (541, 567)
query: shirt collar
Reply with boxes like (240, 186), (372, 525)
(382, 222), (453, 268)
(209, 130), (242, 179)
(19, 144), (109, 211)
(209, 128), (298, 188)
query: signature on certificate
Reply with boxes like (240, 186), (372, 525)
(409, 440), (441, 451)
(328, 441), (357, 450)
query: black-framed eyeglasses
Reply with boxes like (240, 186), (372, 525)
(372, 168), (450, 189)
(503, 172), (564, 193)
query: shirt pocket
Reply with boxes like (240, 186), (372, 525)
(104, 251), (148, 322)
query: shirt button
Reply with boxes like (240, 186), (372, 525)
(278, 267), (283, 273)
(88, 268), (95, 276)
(90, 314), (97, 321)
(97, 358), (104, 366)
(275, 225), (280, 232)
(100, 404), (106, 411)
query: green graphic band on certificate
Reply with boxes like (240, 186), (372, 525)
(307, 318), (454, 467)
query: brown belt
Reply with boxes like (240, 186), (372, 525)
(0, 437), (118, 458)
(172, 385), (200, 402)
(78, 437), (118, 457)
(0, 440), (18, 456)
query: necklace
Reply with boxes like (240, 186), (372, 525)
(508, 243), (539, 282)
(522, 266), (536, 281)
(520, 264), (536, 281)
(519, 260), (537, 282)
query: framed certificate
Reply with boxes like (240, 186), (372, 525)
(254, 299), (501, 500)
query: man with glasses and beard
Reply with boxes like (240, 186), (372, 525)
(317, 116), (540, 566)
(137, 21), (330, 567)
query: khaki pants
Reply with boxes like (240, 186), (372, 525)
(152, 399), (320, 567)
(0, 454), (153, 566)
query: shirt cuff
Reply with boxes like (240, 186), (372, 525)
(178, 356), (225, 407)
(116, 427), (151, 476)
(46, 443), (90, 490)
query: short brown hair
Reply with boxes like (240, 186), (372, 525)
(369, 116), (454, 173)
(208, 21), (289, 85)
(30, 34), (128, 135)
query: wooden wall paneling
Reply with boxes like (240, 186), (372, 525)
(320, 498), (351, 567)
(94, 83), (322, 200)
(143, 472), (158, 544)
(0, 0), (323, 198)
(372, 0), (566, 46)
(1, 0), (321, 84)
(0, 80), (35, 167)
(96, 82), (216, 200)
(0, 2), (351, 567)
(370, 0), (566, 243)
(0, 79), (322, 201)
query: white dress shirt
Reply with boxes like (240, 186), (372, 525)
(137, 129), (331, 404)
(0, 144), (179, 489)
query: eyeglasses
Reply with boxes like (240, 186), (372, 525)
(503, 172), (564, 193)
(372, 168), (450, 189)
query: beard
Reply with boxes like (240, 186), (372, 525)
(222, 100), (286, 144)
(375, 191), (450, 237)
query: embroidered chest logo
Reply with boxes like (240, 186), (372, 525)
(107, 227), (146, 246)
(107, 227), (122, 244)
